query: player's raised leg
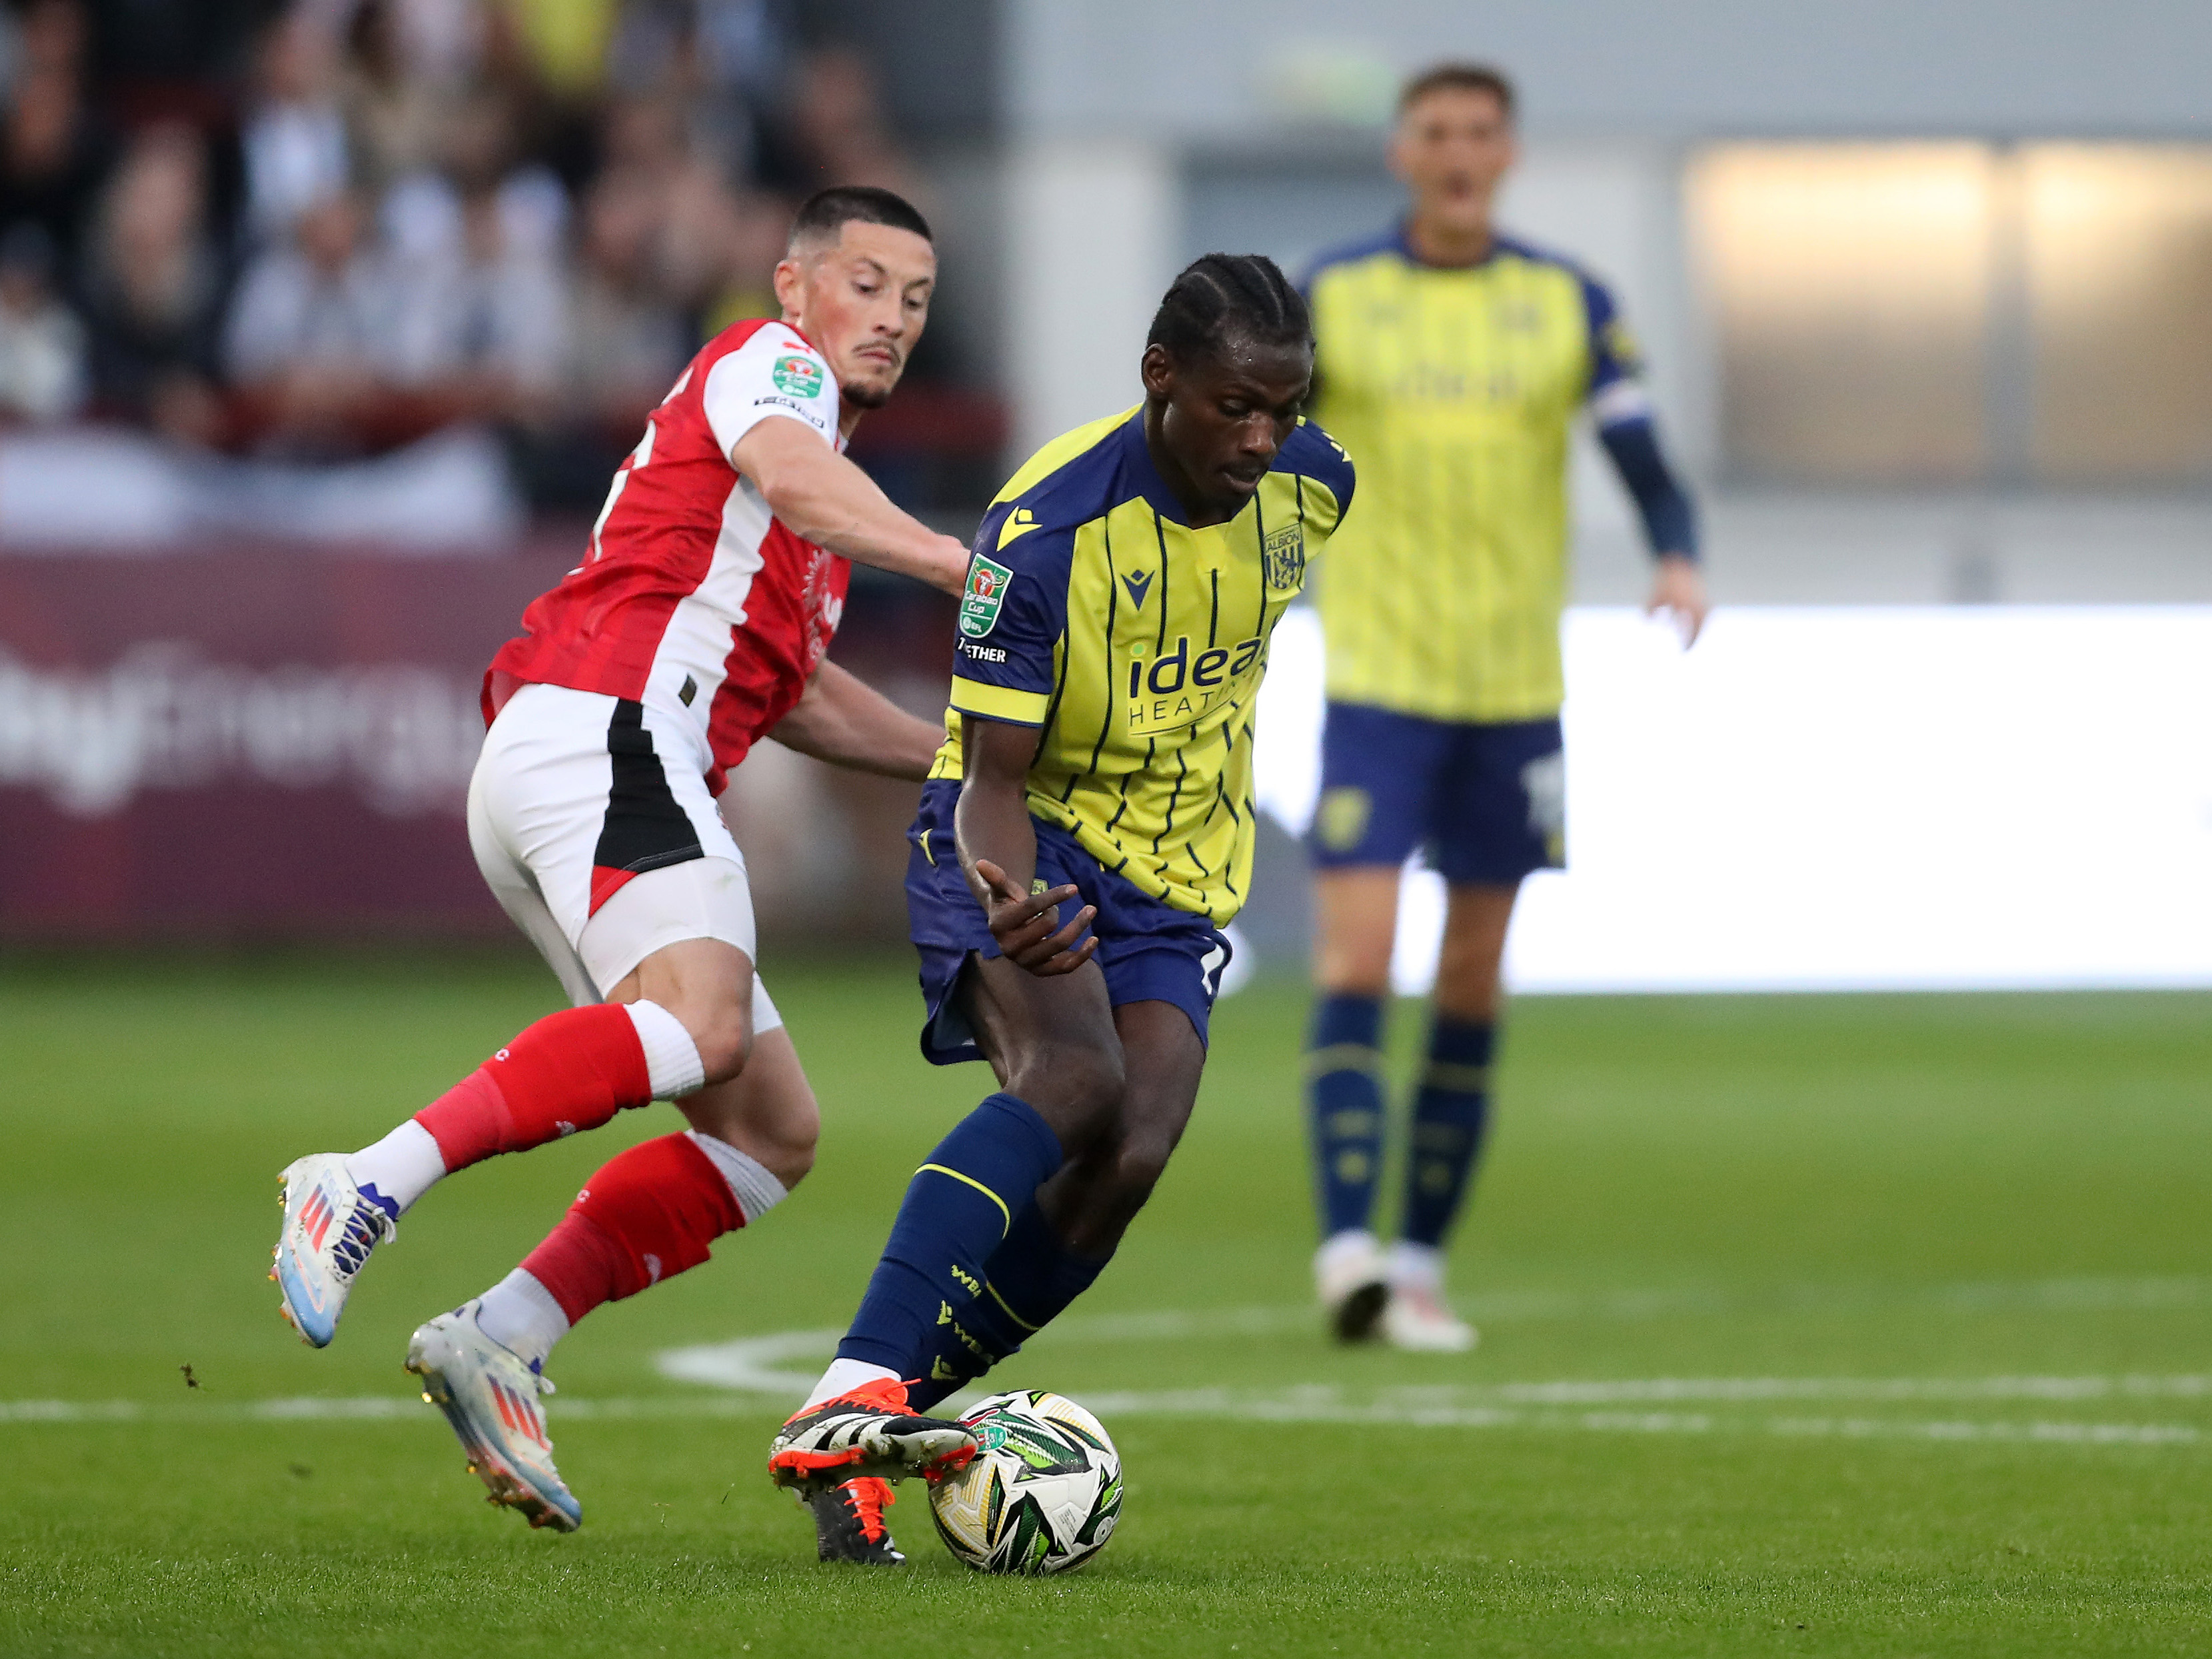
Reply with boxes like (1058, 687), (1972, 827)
(407, 932), (810, 1530)
(269, 765), (744, 1349)
(272, 992), (700, 1347)
(411, 958), (810, 1530)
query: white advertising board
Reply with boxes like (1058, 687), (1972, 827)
(1254, 607), (2212, 993)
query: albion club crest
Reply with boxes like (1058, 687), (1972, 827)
(1261, 524), (1306, 591)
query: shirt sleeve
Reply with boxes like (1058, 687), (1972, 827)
(1289, 418), (1356, 529)
(701, 326), (839, 458)
(946, 502), (1073, 728)
(1580, 273), (1654, 430)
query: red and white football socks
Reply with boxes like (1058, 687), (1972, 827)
(345, 1000), (706, 1216)
(476, 1129), (788, 1365)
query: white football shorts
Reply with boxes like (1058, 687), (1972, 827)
(467, 681), (781, 1034)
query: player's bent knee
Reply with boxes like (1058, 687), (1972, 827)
(1009, 1036), (1124, 1134)
(682, 1002), (752, 1085)
(762, 1101), (819, 1186)
(1107, 1140), (1173, 1215)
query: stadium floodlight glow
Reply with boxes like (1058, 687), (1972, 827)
(1255, 605), (2212, 994)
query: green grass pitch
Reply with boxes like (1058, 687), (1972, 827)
(5, 950), (2212, 1656)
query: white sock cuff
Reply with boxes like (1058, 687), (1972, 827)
(626, 1000), (706, 1100)
(685, 1130), (788, 1222)
(803, 1358), (900, 1411)
(1316, 1228), (1380, 1276)
(1388, 1239), (1446, 1292)
(474, 1268), (570, 1370)
(347, 1119), (447, 1215)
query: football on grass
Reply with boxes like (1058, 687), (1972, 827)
(927, 1390), (1122, 1574)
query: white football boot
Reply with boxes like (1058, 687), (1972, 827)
(1381, 1243), (1478, 1352)
(405, 1301), (582, 1532)
(272, 1154), (397, 1348)
(1314, 1229), (1391, 1344)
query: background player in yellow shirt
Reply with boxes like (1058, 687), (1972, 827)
(1301, 63), (1708, 1350)
(767, 255), (1355, 1562)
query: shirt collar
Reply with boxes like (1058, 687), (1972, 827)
(1394, 221), (1504, 271)
(1120, 406), (1195, 527)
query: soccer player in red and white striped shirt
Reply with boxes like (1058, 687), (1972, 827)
(270, 187), (964, 1549)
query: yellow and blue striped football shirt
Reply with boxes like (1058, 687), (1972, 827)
(930, 407), (1356, 925)
(1305, 228), (1646, 723)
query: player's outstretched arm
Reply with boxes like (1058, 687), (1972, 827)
(768, 661), (944, 781)
(955, 715), (1096, 976)
(732, 419), (970, 596)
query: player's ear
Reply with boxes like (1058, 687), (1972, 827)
(770, 255), (806, 319)
(1140, 343), (1176, 401)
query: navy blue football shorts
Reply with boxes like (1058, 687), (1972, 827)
(1307, 701), (1566, 886)
(904, 778), (1233, 1066)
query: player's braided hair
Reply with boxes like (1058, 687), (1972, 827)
(1146, 253), (1312, 366)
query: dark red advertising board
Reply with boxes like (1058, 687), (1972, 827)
(0, 544), (952, 943)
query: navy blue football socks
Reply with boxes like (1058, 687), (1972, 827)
(1306, 992), (1387, 1238)
(836, 1092), (1066, 1377)
(1400, 1017), (1494, 1248)
(904, 1198), (1111, 1410)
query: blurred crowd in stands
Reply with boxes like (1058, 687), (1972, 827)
(0, 0), (964, 513)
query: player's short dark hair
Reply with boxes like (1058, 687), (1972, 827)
(1147, 253), (1312, 368)
(787, 185), (932, 251)
(1398, 61), (1516, 121)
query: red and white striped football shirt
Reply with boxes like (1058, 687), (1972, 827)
(485, 318), (852, 794)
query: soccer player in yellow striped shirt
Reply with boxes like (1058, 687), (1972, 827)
(768, 255), (1356, 1558)
(1301, 63), (1707, 1350)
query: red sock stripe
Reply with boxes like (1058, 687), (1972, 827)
(413, 1004), (652, 1171)
(518, 1134), (744, 1327)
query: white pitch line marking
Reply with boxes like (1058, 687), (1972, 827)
(650, 1274), (2212, 1395)
(1, 1391), (2197, 1448)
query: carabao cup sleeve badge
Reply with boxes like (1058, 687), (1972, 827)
(960, 554), (1014, 639)
(772, 355), (824, 397)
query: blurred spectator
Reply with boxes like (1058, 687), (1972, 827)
(499, 0), (616, 104)
(0, 58), (113, 290)
(0, 221), (86, 421)
(80, 122), (225, 443)
(402, 176), (566, 421)
(224, 186), (395, 455)
(240, 5), (350, 247)
(84, 0), (268, 113)
(379, 84), (566, 265)
(684, 181), (784, 333)
(780, 47), (920, 201)
(563, 164), (686, 431)
(0, 5), (980, 515)
(385, 0), (488, 87)
(606, 0), (786, 184)
(341, 0), (453, 191)
(16, 0), (88, 77)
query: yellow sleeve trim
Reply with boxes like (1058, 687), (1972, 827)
(949, 677), (1050, 725)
